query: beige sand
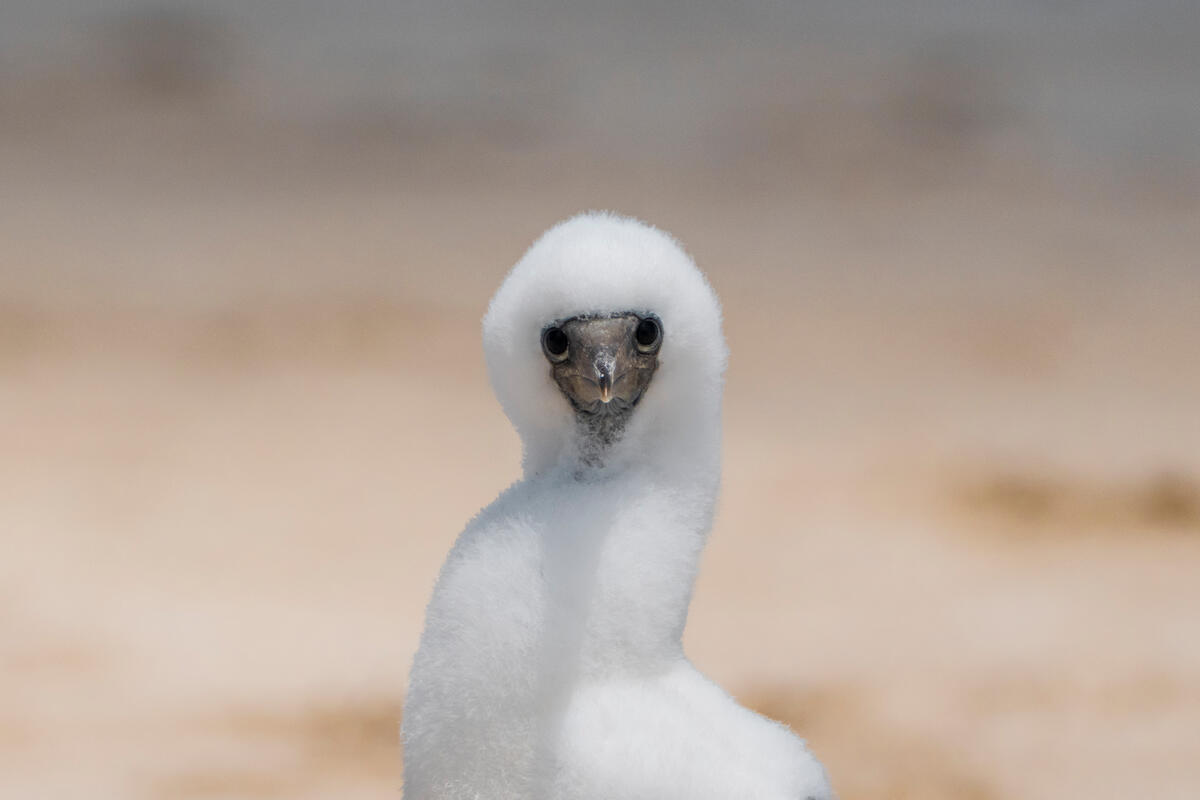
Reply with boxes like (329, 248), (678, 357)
(2, 96), (1199, 799)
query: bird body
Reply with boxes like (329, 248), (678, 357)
(402, 213), (832, 800)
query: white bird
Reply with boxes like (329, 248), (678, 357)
(402, 212), (833, 800)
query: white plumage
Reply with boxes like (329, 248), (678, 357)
(402, 212), (833, 800)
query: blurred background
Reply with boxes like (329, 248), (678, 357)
(2, 2), (1198, 798)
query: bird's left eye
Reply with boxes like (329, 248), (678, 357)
(634, 317), (662, 353)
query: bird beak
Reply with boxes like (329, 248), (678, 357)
(594, 353), (616, 404)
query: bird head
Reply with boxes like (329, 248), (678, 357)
(483, 212), (727, 477)
(540, 312), (662, 416)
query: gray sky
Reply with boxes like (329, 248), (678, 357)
(2, 1), (1198, 171)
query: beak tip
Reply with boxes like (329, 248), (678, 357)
(597, 370), (614, 404)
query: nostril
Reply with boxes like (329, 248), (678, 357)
(593, 352), (616, 378)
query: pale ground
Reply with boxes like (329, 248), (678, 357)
(2, 107), (1199, 799)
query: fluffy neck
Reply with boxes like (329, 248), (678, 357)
(526, 389), (722, 484)
(528, 404), (722, 679)
(570, 409), (630, 471)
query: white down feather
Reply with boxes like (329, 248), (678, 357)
(402, 212), (833, 800)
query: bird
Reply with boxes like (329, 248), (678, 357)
(401, 212), (833, 800)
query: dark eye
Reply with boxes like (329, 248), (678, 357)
(634, 317), (662, 352)
(542, 326), (569, 362)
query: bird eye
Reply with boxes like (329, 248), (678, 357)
(634, 317), (662, 352)
(542, 326), (569, 362)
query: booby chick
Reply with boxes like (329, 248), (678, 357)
(402, 212), (833, 800)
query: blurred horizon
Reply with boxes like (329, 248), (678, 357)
(4, 1), (1199, 172)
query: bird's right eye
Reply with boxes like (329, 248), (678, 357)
(542, 326), (569, 362)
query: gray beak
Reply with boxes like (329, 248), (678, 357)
(594, 351), (616, 403)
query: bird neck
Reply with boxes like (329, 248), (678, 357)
(534, 457), (719, 678)
(569, 408), (630, 472)
(530, 396), (722, 484)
